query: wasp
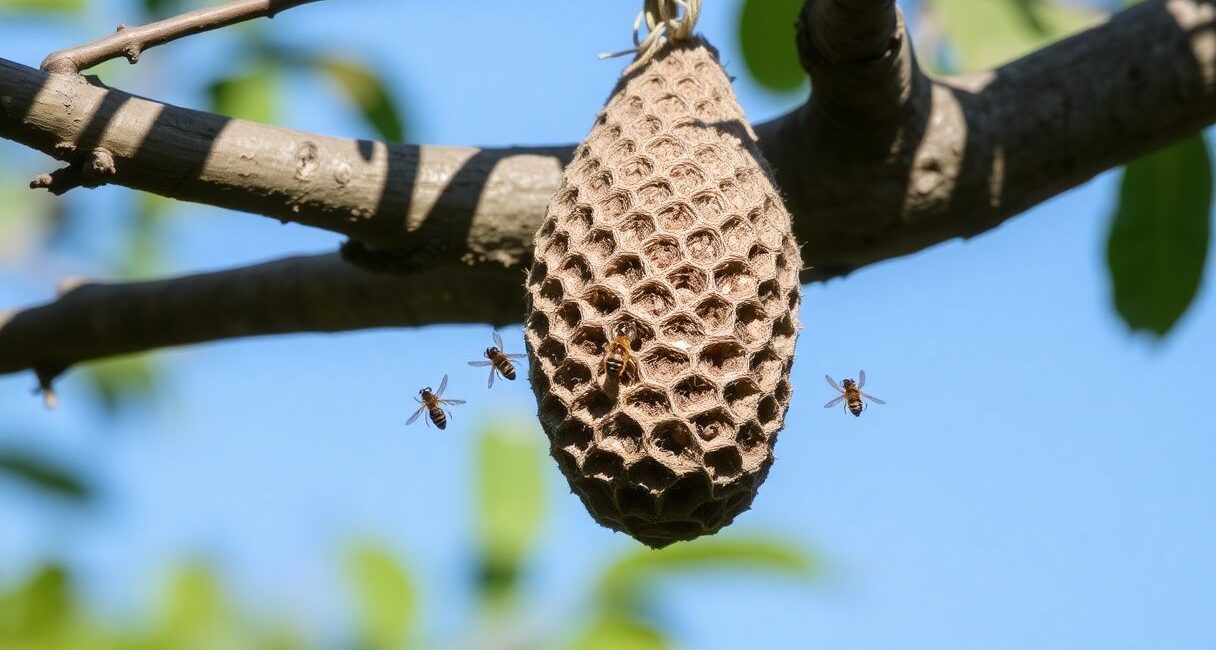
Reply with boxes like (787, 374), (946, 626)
(467, 331), (526, 388)
(600, 322), (640, 385)
(406, 374), (465, 429)
(824, 370), (885, 417)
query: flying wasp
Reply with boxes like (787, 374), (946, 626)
(600, 322), (640, 385)
(824, 370), (885, 417)
(467, 331), (527, 388)
(406, 374), (465, 430)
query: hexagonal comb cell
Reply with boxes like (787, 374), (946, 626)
(757, 279), (781, 311)
(599, 190), (633, 222)
(539, 394), (568, 429)
(554, 301), (582, 335)
(585, 121), (622, 151)
(757, 396), (780, 426)
(630, 281), (677, 318)
(564, 204), (593, 237)
(748, 244), (777, 277)
(723, 378), (762, 414)
(618, 95), (645, 120)
(642, 236), (682, 270)
(672, 375), (718, 412)
(660, 313), (705, 340)
(713, 260), (757, 299)
(571, 325), (608, 356)
(654, 93), (689, 116)
(623, 386), (672, 420)
(629, 457), (677, 492)
(583, 448), (625, 482)
(720, 217), (756, 254)
(671, 263), (710, 303)
(694, 295), (733, 332)
(536, 337), (568, 369)
(660, 472), (712, 517)
(526, 311), (549, 339)
(560, 254), (594, 289)
(572, 389), (614, 420)
(736, 421), (765, 451)
(537, 278), (564, 309)
(553, 186), (580, 213)
(704, 446), (744, 481)
(618, 213), (657, 247)
(693, 143), (732, 177)
(603, 254), (646, 288)
(647, 135), (686, 163)
(606, 139), (638, 165)
(555, 418), (593, 453)
(658, 201), (697, 232)
(620, 156), (656, 186)
(583, 285), (624, 317)
(639, 347), (691, 384)
(686, 229), (725, 264)
(637, 179), (674, 208)
(668, 163), (707, 196)
(543, 231), (569, 261)
(692, 407), (736, 442)
(630, 115), (663, 139)
(582, 229), (617, 261)
(749, 347), (783, 388)
(553, 359), (593, 393)
(734, 301), (769, 344)
(691, 190), (728, 222)
(652, 420), (696, 458)
(603, 412), (644, 455)
(699, 341), (748, 374)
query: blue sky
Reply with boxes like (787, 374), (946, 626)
(1, 1), (1213, 649)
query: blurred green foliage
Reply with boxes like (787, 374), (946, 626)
(737, 0), (805, 93)
(0, 448), (92, 502)
(0, 425), (812, 650)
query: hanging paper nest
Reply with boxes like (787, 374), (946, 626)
(524, 19), (801, 547)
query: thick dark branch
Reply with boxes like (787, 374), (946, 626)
(0, 0), (1214, 378)
(41, 0), (322, 74)
(0, 255), (525, 377)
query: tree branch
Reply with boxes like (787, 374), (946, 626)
(1, 0), (1214, 379)
(0, 255), (526, 378)
(41, 0), (322, 74)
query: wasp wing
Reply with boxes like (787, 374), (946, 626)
(493, 330), (505, 350)
(487, 367), (496, 389)
(441, 399), (467, 406)
(469, 360), (493, 367)
(824, 395), (845, 409)
(825, 375), (844, 393)
(437, 374), (449, 397)
(858, 369), (867, 388)
(406, 404), (426, 425)
(862, 392), (885, 405)
(504, 353), (527, 359)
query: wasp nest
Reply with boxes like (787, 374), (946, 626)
(524, 38), (801, 548)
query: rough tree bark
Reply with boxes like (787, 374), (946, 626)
(0, 0), (1214, 387)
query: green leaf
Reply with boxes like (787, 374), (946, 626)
(0, 0), (83, 13)
(143, 0), (179, 20)
(932, 0), (1102, 71)
(0, 564), (74, 637)
(346, 542), (416, 650)
(737, 0), (805, 93)
(315, 57), (405, 142)
(475, 422), (546, 604)
(1107, 135), (1212, 336)
(208, 64), (278, 124)
(159, 563), (226, 640)
(596, 538), (813, 612)
(0, 449), (92, 502)
(567, 616), (671, 650)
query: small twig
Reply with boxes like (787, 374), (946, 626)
(33, 365), (64, 410)
(40, 0), (323, 74)
(29, 147), (116, 195)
